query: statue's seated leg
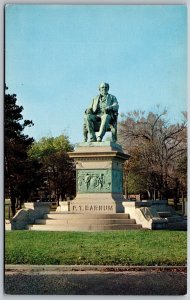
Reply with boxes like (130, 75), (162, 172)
(83, 122), (88, 142)
(97, 114), (111, 142)
(84, 113), (97, 142)
(110, 124), (117, 142)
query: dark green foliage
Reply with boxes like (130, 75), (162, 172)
(28, 135), (76, 202)
(5, 86), (37, 216)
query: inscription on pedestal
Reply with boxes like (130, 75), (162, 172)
(72, 204), (114, 212)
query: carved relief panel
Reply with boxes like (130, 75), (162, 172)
(77, 169), (123, 194)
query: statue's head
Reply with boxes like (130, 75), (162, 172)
(99, 82), (109, 96)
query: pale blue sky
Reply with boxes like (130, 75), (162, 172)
(5, 4), (187, 144)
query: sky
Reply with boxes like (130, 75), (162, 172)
(5, 4), (187, 144)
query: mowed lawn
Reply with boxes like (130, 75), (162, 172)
(5, 230), (187, 266)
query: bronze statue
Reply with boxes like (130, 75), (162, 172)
(83, 82), (119, 142)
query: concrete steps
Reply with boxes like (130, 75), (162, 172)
(167, 215), (185, 223)
(28, 224), (142, 231)
(27, 212), (142, 231)
(34, 218), (136, 225)
(44, 213), (131, 219)
(166, 216), (187, 230)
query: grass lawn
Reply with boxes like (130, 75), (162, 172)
(5, 230), (187, 266)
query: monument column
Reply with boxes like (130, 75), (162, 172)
(68, 141), (129, 213)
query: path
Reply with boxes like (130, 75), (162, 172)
(4, 265), (187, 295)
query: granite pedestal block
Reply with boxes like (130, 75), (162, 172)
(68, 141), (129, 213)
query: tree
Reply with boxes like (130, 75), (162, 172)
(5, 86), (34, 216)
(118, 109), (187, 201)
(28, 135), (76, 203)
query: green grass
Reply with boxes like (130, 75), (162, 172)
(5, 230), (187, 266)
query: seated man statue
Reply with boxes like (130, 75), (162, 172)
(83, 82), (119, 142)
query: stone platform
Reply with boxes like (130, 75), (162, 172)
(9, 200), (186, 231)
(68, 141), (129, 213)
(123, 200), (187, 230)
(27, 212), (142, 231)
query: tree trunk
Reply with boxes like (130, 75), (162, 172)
(147, 190), (151, 200)
(124, 178), (128, 200)
(19, 198), (22, 209)
(56, 191), (60, 206)
(10, 192), (16, 217)
(124, 169), (128, 200)
(153, 187), (156, 200)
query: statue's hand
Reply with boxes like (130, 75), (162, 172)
(105, 106), (111, 113)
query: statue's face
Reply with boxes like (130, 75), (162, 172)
(99, 84), (109, 96)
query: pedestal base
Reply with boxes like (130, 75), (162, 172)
(68, 141), (129, 214)
(70, 193), (125, 213)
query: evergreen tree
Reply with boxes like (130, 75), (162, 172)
(5, 86), (34, 216)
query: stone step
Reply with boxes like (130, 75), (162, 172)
(44, 213), (130, 220)
(28, 223), (142, 231)
(34, 218), (136, 225)
(167, 220), (187, 230)
(158, 211), (172, 218)
(166, 216), (185, 223)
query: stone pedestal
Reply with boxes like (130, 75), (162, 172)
(68, 141), (129, 213)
